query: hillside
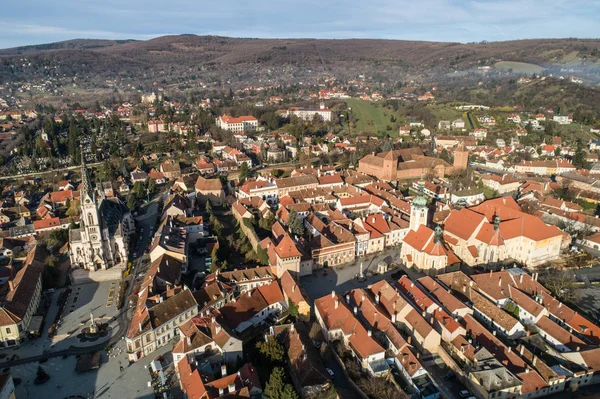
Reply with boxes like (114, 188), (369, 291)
(2, 35), (600, 87)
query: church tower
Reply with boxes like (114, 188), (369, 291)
(79, 147), (105, 269)
(453, 143), (469, 171)
(410, 181), (429, 231)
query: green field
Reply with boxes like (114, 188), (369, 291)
(428, 104), (465, 123)
(494, 61), (545, 74)
(345, 99), (399, 136)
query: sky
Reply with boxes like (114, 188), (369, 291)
(2, 0), (600, 49)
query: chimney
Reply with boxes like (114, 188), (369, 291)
(407, 336), (412, 344)
(498, 277), (502, 287)
(416, 352), (420, 359)
(219, 388), (224, 397)
(375, 294), (380, 304)
(489, 270), (493, 277)
(534, 273), (538, 281)
(334, 298), (339, 309)
(346, 294), (350, 304)
(354, 306), (358, 315)
(532, 356), (537, 366)
(422, 311), (426, 317)
(228, 383), (236, 393)
(493, 330), (497, 336)
(221, 364), (227, 377)
(331, 290), (335, 299)
(519, 346), (524, 356)
(187, 336), (191, 346)
(292, 284), (296, 293)
(525, 367), (530, 374)
(8, 280), (14, 291)
(139, 322), (143, 332)
(290, 323), (295, 332)
(392, 311), (397, 323)
(508, 346), (512, 353)
(520, 274), (523, 284)
(248, 290), (251, 297)
(367, 330), (372, 337)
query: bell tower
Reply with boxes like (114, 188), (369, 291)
(410, 181), (429, 231)
(453, 143), (469, 171)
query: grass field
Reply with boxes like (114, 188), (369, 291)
(428, 104), (465, 123)
(345, 99), (399, 136)
(494, 61), (545, 74)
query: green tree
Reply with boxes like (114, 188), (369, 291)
(264, 367), (298, 399)
(288, 299), (299, 319)
(127, 194), (138, 210)
(239, 162), (250, 179)
(287, 210), (305, 237)
(256, 338), (285, 363)
(206, 200), (213, 215)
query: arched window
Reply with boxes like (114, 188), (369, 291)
(88, 213), (94, 225)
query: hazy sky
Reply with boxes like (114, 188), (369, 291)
(2, 0), (600, 48)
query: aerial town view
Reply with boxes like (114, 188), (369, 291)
(2, 2), (600, 399)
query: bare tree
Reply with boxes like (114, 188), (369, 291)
(540, 269), (580, 303)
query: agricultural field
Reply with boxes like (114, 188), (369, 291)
(494, 61), (545, 74)
(345, 99), (400, 136)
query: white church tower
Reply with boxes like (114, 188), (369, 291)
(76, 147), (107, 270)
(410, 181), (429, 231)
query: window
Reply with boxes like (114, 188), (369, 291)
(5, 328), (10, 334)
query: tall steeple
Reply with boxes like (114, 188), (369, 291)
(80, 144), (95, 205)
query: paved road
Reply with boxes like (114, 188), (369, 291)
(324, 347), (363, 399)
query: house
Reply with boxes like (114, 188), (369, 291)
(130, 167), (148, 183)
(279, 270), (310, 320)
(553, 114), (573, 125)
(218, 281), (286, 334)
(148, 168), (166, 185)
(481, 174), (521, 195)
(314, 291), (388, 376)
(171, 314), (242, 367)
(195, 177), (225, 207)
(471, 128), (488, 138)
(177, 357), (262, 399)
(126, 288), (199, 362)
(0, 245), (45, 347)
(160, 160), (182, 180)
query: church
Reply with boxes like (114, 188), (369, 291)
(69, 154), (134, 271)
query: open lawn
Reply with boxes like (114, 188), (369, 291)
(345, 99), (398, 136)
(428, 104), (465, 123)
(495, 61), (545, 74)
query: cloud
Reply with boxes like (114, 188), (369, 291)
(1, 0), (600, 48)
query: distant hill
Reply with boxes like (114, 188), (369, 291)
(2, 35), (600, 85)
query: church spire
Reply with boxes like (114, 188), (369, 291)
(80, 145), (95, 204)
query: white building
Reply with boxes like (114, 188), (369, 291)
(216, 115), (259, 133)
(69, 155), (133, 271)
(288, 103), (332, 122)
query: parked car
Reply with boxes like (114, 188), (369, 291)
(460, 390), (471, 398)
(326, 368), (335, 379)
(443, 372), (456, 381)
